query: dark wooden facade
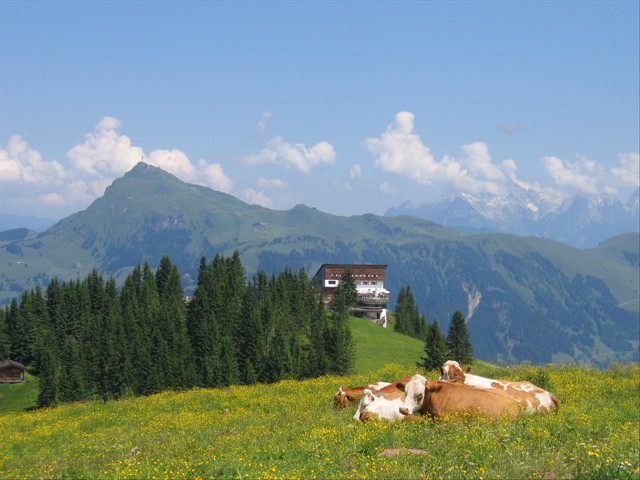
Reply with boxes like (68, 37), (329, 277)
(313, 264), (387, 300)
(0, 359), (26, 383)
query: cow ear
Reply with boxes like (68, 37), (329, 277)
(426, 380), (442, 391)
(396, 382), (405, 392)
(463, 367), (471, 373)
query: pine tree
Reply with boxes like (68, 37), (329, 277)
(238, 271), (267, 384)
(156, 256), (196, 389)
(187, 257), (222, 387)
(36, 332), (58, 407)
(0, 305), (11, 359)
(446, 310), (473, 365)
(326, 271), (356, 375)
(394, 286), (427, 339)
(418, 319), (449, 371)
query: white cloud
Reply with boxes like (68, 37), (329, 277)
(0, 117), (235, 216)
(379, 182), (395, 195)
(245, 135), (337, 173)
(349, 164), (362, 180)
(459, 142), (505, 182)
(198, 160), (234, 192)
(256, 111), (272, 133)
(68, 116), (233, 191)
(365, 112), (517, 195)
(67, 117), (144, 176)
(611, 152), (640, 188)
(364, 111), (437, 184)
(542, 155), (600, 194)
(0, 135), (66, 184)
(243, 188), (272, 208)
(257, 177), (288, 189)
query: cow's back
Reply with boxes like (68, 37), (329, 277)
(422, 380), (521, 420)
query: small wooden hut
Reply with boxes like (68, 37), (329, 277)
(0, 359), (26, 383)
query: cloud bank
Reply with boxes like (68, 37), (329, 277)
(1, 112), (637, 219)
(365, 111), (639, 198)
(244, 136), (336, 173)
(0, 117), (233, 217)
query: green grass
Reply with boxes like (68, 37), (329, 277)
(0, 372), (38, 414)
(349, 315), (424, 375)
(1, 319), (638, 478)
(1, 363), (638, 479)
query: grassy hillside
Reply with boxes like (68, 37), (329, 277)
(1, 362), (638, 479)
(349, 316), (424, 375)
(0, 372), (38, 414)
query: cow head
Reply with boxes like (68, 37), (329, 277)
(439, 360), (470, 383)
(360, 389), (376, 408)
(398, 374), (427, 415)
(333, 386), (352, 408)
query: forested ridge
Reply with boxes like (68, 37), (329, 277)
(0, 252), (355, 406)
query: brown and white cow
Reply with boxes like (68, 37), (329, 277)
(355, 388), (407, 422)
(439, 360), (559, 414)
(333, 376), (412, 408)
(398, 374), (522, 420)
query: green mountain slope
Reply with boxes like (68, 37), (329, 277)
(1, 162), (638, 366)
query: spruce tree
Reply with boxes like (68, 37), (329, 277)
(36, 332), (58, 407)
(394, 286), (427, 339)
(0, 305), (11, 359)
(446, 310), (473, 365)
(156, 256), (196, 389)
(326, 271), (356, 375)
(418, 319), (449, 371)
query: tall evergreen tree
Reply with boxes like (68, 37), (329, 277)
(326, 270), (356, 375)
(394, 286), (427, 339)
(238, 271), (268, 384)
(36, 331), (58, 407)
(140, 261), (165, 394)
(446, 310), (473, 365)
(418, 319), (449, 371)
(0, 305), (11, 359)
(97, 278), (131, 400)
(187, 256), (222, 387)
(3, 299), (18, 360)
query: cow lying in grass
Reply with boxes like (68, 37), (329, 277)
(333, 376), (412, 408)
(354, 388), (406, 422)
(398, 374), (522, 420)
(439, 360), (559, 414)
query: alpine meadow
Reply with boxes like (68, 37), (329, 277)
(1, 346), (638, 479)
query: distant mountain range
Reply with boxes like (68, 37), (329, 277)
(0, 213), (56, 233)
(386, 188), (640, 248)
(1, 162), (638, 367)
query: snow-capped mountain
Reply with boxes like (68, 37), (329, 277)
(386, 188), (640, 248)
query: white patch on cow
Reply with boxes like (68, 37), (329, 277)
(357, 389), (406, 422)
(399, 374), (427, 416)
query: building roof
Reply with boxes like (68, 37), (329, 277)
(0, 359), (26, 370)
(313, 263), (387, 278)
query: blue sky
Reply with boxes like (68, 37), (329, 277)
(1, 0), (638, 220)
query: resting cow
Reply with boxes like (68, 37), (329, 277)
(333, 376), (412, 408)
(439, 360), (559, 414)
(398, 374), (522, 420)
(334, 382), (390, 408)
(354, 388), (406, 422)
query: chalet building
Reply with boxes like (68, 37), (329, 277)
(313, 264), (390, 327)
(0, 359), (26, 383)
